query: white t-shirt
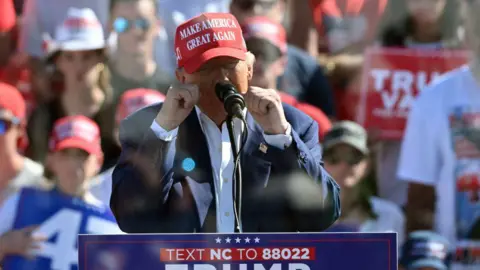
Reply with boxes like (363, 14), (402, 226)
(361, 197), (406, 248)
(398, 65), (480, 268)
(0, 158), (45, 205)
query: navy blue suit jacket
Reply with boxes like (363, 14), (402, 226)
(110, 103), (340, 233)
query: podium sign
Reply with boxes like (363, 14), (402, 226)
(79, 232), (396, 269)
(358, 47), (469, 140)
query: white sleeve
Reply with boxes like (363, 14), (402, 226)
(19, 0), (43, 57)
(0, 193), (21, 235)
(150, 120), (179, 141)
(397, 92), (440, 185)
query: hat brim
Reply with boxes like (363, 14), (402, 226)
(408, 259), (447, 270)
(183, 47), (246, 74)
(323, 137), (369, 155)
(54, 138), (101, 155)
(46, 40), (106, 60)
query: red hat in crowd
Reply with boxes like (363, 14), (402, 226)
(0, 0), (15, 32)
(49, 115), (101, 155)
(174, 13), (247, 73)
(0, 82), (26, 125)
(116, 88), (166, 123)
(241, 16), (287, 54)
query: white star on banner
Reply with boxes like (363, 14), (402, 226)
(215, 237), (222, 244)
(225, 237), (231, 243)
(254, 237), (260, 243)
(244, 237), (251, 243)
(235, 237), (241, 243)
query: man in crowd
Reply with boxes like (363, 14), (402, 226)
(110, 12), (340, 233)
(399, 231), (452, 270)
(398, 0), (480, 268)
(109, 0), (172, 99)
(0, 83), (44, 205)
(230, 0), (336, 117)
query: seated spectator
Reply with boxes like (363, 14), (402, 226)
(0, 83), (45, 205)
(26, 8), (119, 173)
(89, 88), (165, 204)
(242, 17), (332, 139)
(109, 0), (172, 100)
(399, 231), (452, 270)
(323, 121), (405, 245)
(0, 115), (122, 262)
(230, 0), (336, 117)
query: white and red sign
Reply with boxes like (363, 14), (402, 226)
(357, 47), (470, 140)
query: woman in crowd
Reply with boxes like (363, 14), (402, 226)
(25, 8), (119, 174)
(375, 0), (463, 209)
(322, 121), (405, 246)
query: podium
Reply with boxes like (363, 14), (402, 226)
(79, 232), (397, 270)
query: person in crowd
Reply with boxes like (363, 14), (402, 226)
(376, 0), (462, 208)
(323, 121), (405, 244)
(109, 0), (172, 100)
(0, 83), (45, 205)
(399, 231), (452, 270)
(153, 0), (231, 75)
(90, 88), (165, 204)
(25, 8), (119, 173)
(0, 115), (122, 263)
(397, 1), (480, 268)
(230, 0), (336, 118)
(241, 16), (332, 139)
(110, 12), (340, 233)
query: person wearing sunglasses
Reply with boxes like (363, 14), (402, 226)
(109, 0), (173, 100)
(230, 0), (336, 119)
(322, 121), (405, 246)
(0, 83), (45, 205)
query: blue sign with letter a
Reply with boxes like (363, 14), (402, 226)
(2, 188), (121, 270)
(79, 232), (397, 270)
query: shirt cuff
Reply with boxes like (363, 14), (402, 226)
(263, 123), (293, 149)
(150, 120), (178, 141)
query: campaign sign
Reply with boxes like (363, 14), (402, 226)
(2, 188), (122, 270)
(79, 232), (396, 269)
(358, 47), (469, 140)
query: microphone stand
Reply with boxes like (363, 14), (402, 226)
(226, 115), (246, 233)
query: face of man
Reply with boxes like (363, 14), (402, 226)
(406, 0), (446, 25)
(323, 144), (368, 189)
(111, 0), (158, 58)
(0, 111), (21, 155)
(247, 39), (286, 89)
(176, 54), (254, 119)
(230, 0), (284, 24)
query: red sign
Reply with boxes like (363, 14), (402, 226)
(357, 47), (470, 140)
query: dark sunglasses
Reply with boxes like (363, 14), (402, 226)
(324, 147), (365, 166)
(113, 17), (151, 33)
(0, 119), (19, 135)
(234, 0), (279, 10)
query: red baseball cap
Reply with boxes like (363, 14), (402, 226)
(0, 0), (15, 32)
(174, 12), (247, 74)
(0, 82), (26, 124)
(116, 88), (166, 123)
(241, 16), (287, 54)
(49, 115), (101, 155)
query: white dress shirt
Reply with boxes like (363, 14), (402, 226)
(150, 107), (292, 232)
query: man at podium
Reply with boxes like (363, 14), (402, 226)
(110, 12), (340, 233)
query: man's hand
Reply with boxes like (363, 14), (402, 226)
(0, 226), (46, 259)
(155, 83), (199, 131)
(245, 87), (289, 135)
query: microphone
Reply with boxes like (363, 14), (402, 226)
(215, 82), (246, 119)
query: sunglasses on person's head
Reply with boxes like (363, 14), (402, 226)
(113, 17), (151, 33)
(0, 118), (20, 135)
(234, 0), (279, 11)
(323, 146), (365, 166)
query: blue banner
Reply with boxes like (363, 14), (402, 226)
(2, 188), (121, 270)
(79, 232), (397, 269)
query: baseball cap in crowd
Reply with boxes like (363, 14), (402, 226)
(241, 16), (287, 54)
(43, 7), (106, 59)
(0, 82), (26, 128)
(49, 116), (102, 155)
(323, 120), (368, 155)
(400, 231), (452, 270)
(116, 88), (166, 123)
(0, 0), (15, 32)
(174, 13), (247, 73)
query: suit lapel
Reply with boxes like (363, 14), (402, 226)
(173, 110), (215, 230)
